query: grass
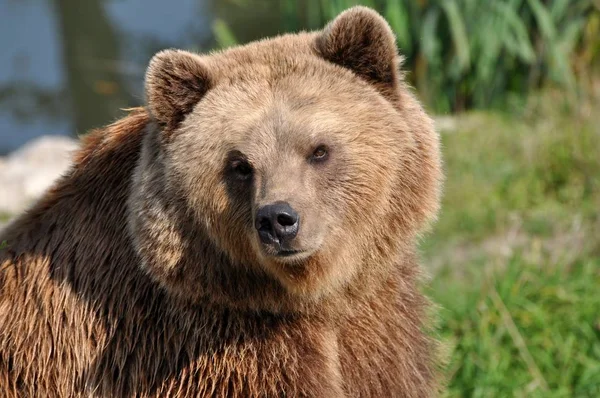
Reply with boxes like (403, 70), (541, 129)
(423, 91), (600, 396)
(431, 251), (600, 396)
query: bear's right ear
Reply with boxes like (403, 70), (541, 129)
(145, 49), (212, 130)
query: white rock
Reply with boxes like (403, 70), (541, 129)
(434, 115), (457, 132)
(0, 136), (79, 215)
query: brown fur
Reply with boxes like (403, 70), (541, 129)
(0, 7), (443, 397)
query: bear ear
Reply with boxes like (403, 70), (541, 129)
(145, 49), (212, 130)
(315, 6), (401, 100)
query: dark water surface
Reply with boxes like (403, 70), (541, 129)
(0, 0), (323, 154)
(0, 0), (214, 154)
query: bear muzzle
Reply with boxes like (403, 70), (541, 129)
(255, 201), (301, 255)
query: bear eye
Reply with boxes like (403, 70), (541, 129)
(230, 159), (253, 180)
(309, 145), (329, 163)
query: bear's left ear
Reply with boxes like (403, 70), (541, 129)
(315, 6), (401, 101)
(145, 49), (212, 130)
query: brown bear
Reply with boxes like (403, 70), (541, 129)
(0, 6), (442, 397)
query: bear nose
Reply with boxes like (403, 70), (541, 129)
(255, 201), (299, 245)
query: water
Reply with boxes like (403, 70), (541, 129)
(0, 0), (214, 154)
(0, 0), (322, 154)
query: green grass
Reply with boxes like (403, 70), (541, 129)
(424, 92), (600, 396)
(431, 252), (600, 397)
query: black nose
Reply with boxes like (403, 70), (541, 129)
(255, 201), (299, 245)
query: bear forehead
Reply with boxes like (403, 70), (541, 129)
(170, 31), (405, 160)
(201, 32), (389, 101)
(182, 77), (399, 157)
(205, 32), (324, 80)
(189, 34), (397, 136)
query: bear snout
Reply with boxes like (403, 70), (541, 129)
(255, 201), (300, 252)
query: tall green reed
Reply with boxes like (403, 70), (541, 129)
(213, 0), (599, 113)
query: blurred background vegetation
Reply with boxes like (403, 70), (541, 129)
(213, 0), (600, 112)
(1, 0), (599, 396)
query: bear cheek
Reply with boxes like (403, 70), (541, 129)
(301, 207), (333, 252)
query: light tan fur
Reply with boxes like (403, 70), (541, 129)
(0, 7), (443, 397)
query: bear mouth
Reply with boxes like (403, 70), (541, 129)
(257, 239), (314, 262)
(268, 248), (312, 263)
(276, 249), (302, 257)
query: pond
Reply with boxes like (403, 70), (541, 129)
(1, 0), (298, 154)
(0, 0), (222, 154)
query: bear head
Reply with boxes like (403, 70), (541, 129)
(128, 7), (442, 313)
